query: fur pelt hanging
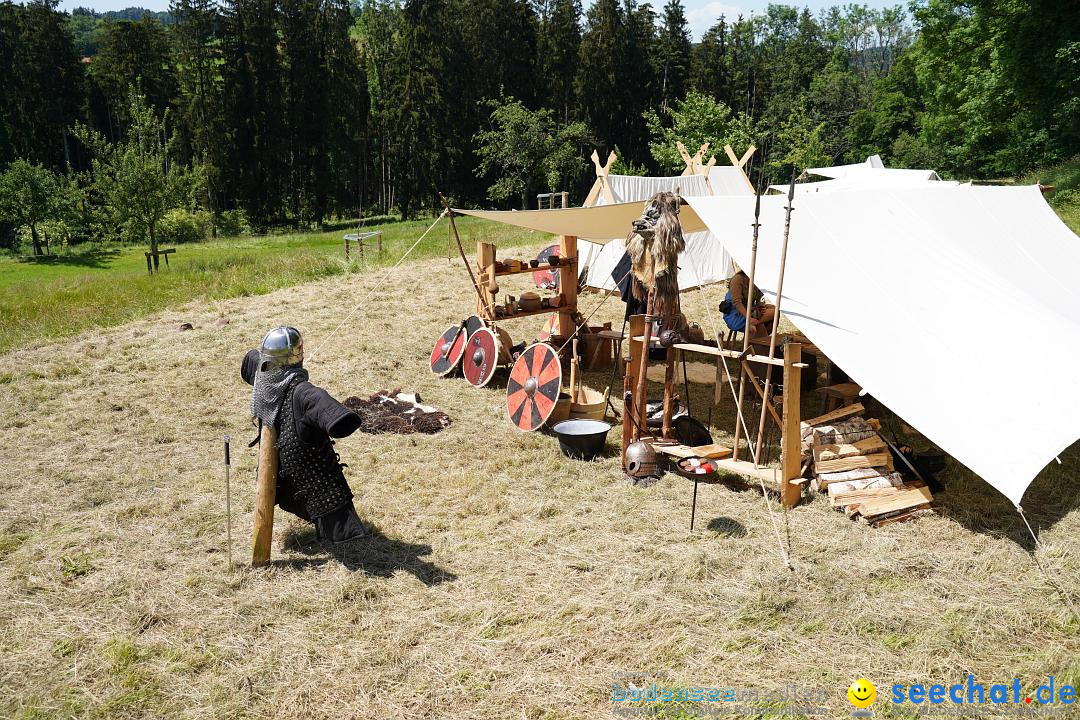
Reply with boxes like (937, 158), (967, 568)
(626, 191), (688, 337)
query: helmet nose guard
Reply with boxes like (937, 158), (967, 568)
(259, 326), (304, 369)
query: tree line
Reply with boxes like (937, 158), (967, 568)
(0, 0), (1077, 253)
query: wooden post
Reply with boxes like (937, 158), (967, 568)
(732, 196), (762, 461)
(476, 241), (496, 320)
(557, 235), (577, 339)
(251, 424), (277, 567)
(622, 314), (645, 469)
(632, 291), (657, 442)
(780, 342), (802, 508)
(661, 346), (677, 439)
(344, 236), (350, 260)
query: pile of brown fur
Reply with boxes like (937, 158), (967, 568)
(343, 390), (451, 435)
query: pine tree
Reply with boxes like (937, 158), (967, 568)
(538, 0), (581, 123)
(656, 0), (690, 110)
(13, 0), (84, 172)
(220, 0), (286, 229)
(171, 0), (223, 220)
(383, 0), (450, 217)
(576, 0), (626, 153)
(89, 15), (178, 138)
(690, 16), (729, 104)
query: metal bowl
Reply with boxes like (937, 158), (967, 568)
(551, 419), (611, 460)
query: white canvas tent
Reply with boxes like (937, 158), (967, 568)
(575, 146), (753, 292)
(456, 183), (1080, 507)
(771, 156), (948, 194)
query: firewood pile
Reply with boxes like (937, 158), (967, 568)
(800, 403), (937, 527)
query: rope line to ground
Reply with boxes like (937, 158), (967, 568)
(308, 210), (449, 363)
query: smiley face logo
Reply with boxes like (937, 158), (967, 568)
(848, 678), (876, 709)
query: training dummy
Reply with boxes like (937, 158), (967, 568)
(241, 326), (367, 543)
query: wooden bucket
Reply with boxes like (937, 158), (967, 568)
(569, 385), (607, 421)
(549, 393), (572, 424)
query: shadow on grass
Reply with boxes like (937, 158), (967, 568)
(278, 523), (457, 586)
(14, 247), (122, 269)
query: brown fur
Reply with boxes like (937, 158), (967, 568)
(626, 191), (686, 335)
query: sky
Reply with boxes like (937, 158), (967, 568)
(57, 0), (906, 40)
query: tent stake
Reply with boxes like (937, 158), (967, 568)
(753, 174), (797, 467)
(732, 192), (762, 460)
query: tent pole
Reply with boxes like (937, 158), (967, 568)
(753, 174), (797, 467)
(732, 192), (762, 461)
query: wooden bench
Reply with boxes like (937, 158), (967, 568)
(145, 248), (176, 274)
(343, 231), (383, 260)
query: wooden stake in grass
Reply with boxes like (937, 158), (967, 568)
(252, 424), (277, 568)
(224, 435), (233, 571)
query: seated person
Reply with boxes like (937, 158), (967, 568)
(722, 270), (775, 338)
(241, 326), (367, 543)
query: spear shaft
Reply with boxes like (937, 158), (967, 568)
(753, 173), (797, 467)
(731, 191), (761, 461)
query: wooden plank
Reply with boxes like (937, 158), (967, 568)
(713, 458), (782, 490)
(830, 485), (903, 508)
(655, 443), (697, 459)
(856, 486), (933, 518)
(673, 342), (785, 367)
(690, 444), (733, 459)
(802, 402), (865, 428)
(813, 435), (887, 463)
(780, 343), (802, 507)
(871, 505), (936, 528)
(817, 467), (891, 490)
(814, 452), (893, 474)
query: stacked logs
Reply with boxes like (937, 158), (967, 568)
(800, 403), (936, 527)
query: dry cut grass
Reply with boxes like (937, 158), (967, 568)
(0, 237), (1078, 720)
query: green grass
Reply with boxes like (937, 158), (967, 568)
(1020, 155), (1080, 233)
(0, 215), (545, 355)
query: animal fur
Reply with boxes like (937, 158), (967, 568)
(343, 390), (451, 435)
(626, 191), (687, 336)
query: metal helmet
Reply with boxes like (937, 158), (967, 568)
(259, 326), (304, 370)
(625, 440), (659, 479)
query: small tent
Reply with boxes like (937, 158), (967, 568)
(575, 146), (754, 292)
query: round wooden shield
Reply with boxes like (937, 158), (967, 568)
(494, 325), (513, 363)
(532, 244), (561, 290)
(429, 324), (466, 376)
(463, 327), (499, 388)
(536, 313), (559, 342)
(506, 342), (563, 431)
(464, 314), (486, 339)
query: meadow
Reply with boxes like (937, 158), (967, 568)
(0, 215), (544, 355)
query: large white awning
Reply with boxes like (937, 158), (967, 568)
(686, 185), (1080, 506)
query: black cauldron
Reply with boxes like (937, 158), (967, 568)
(551, 419), (611, 460)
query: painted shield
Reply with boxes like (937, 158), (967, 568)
(506, 342), (563, 431)
(531, 244), (561, 290)
(536, 313), (559, 342)
(429, 323), (466, 376)
(463, 327), (499, 388)
(464, 314), (486, 339)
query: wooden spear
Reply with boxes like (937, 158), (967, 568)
(732, 191), (762, 461)
(752, 173), (797, 467)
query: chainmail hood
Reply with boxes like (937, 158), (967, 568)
(251, 362), (309, 427)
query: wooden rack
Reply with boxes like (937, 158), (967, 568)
(476, 236), (578, 340)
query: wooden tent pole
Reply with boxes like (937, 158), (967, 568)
(251, 424), (277, 567)
(753, 175), (797, 467)
(732, 192), (762, 461)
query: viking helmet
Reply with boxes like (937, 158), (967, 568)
(259, 326), (304, 371)
(625, 440), (659, 480)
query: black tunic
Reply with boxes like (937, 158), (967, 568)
(241, 350), (366, 542)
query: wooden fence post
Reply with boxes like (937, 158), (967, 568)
(781, 342), (803, 508)
(251, 424), (277, 567)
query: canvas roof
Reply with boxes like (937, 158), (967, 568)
(686, 185), (1080, 507)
